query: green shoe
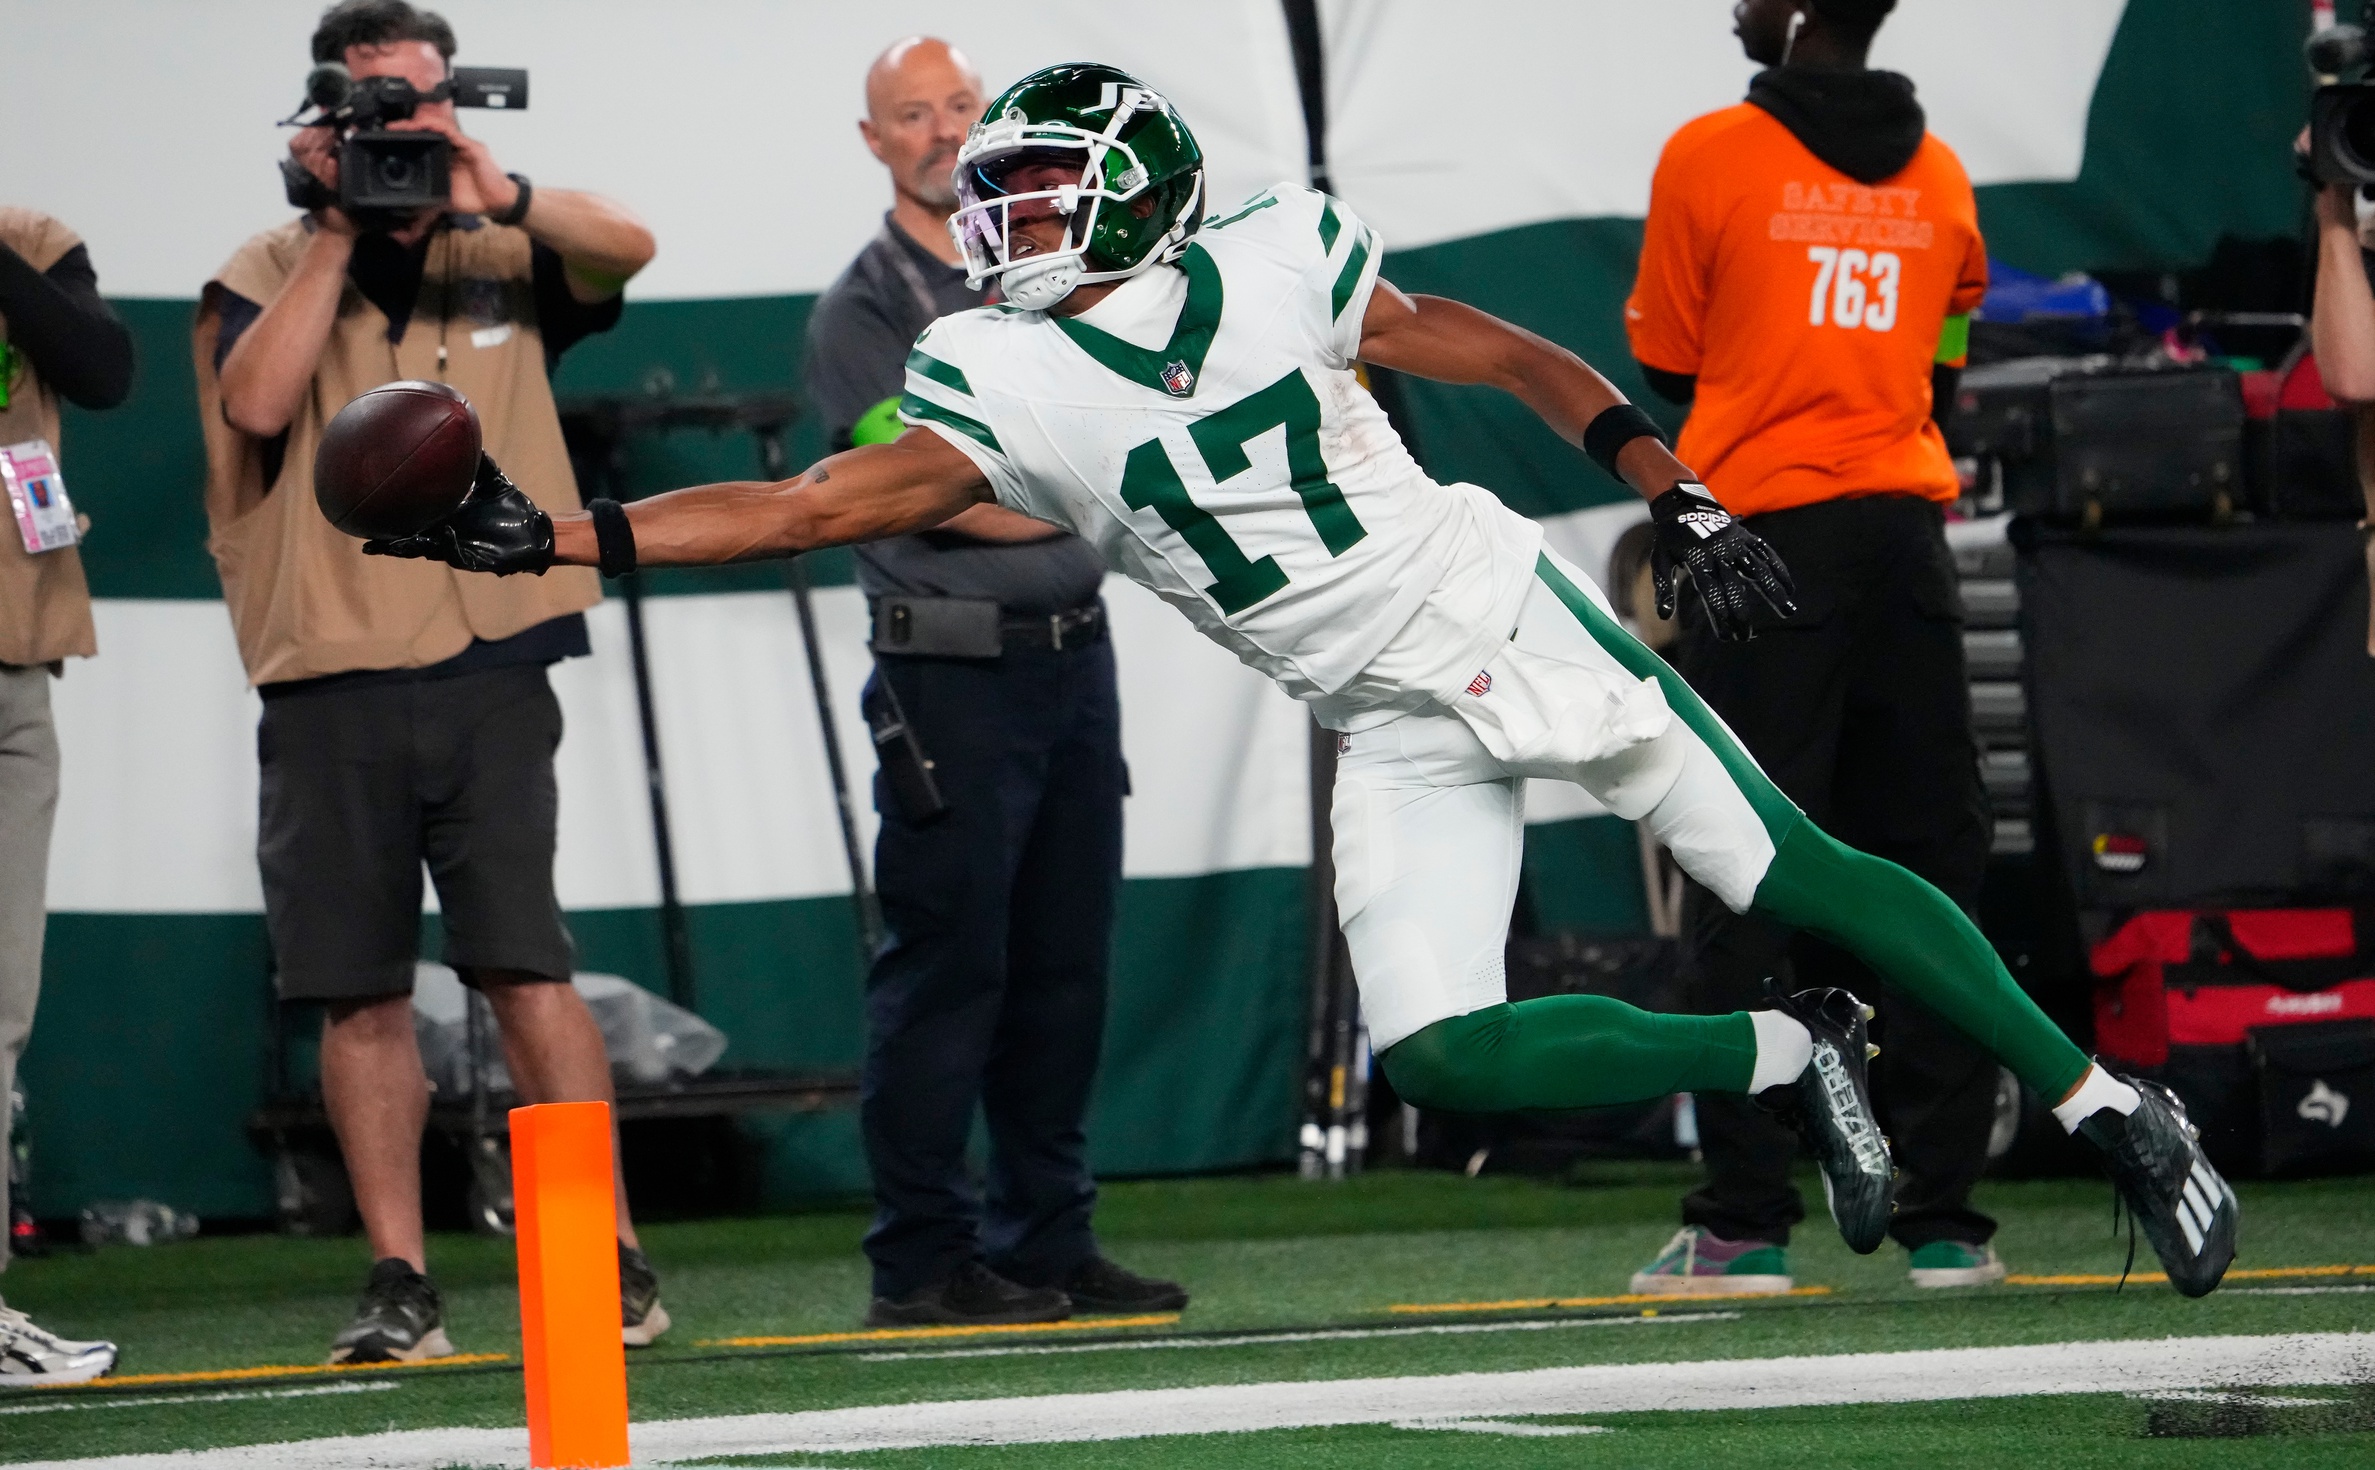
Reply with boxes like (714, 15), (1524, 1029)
(1907, 1239), (2006, 1288)
(1628, 1226), (1793, 1296)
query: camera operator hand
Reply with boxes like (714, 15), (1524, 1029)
(286, 127), (363, 239)
(376, 106), (651, 302)
(384, 112), (512, 220)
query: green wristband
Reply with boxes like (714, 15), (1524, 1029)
(849, 395), (905, 447)
(1935, 313), (1971, 366)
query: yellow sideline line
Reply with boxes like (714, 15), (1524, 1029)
(2007, 1264), (2375, 1287)
(697, 1313), (1182, 1349)
(41, 1353), (511, 1391)
(1389, 1287), (1832, 1315)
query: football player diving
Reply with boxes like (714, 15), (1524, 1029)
(368, 64), (2236, 1291)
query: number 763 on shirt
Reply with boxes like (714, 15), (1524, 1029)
(1806, 246), (1902, 332)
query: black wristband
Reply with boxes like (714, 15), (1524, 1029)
(1583, 402), (1667, 478)
(491, 173), (533, 226)
(589, 497), (636, 578)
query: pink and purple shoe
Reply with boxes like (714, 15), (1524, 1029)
(1628, 1226), (1793, 1296)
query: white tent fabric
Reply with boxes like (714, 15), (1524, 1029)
(45, 580), (1314, 914)
(0, 0), (1307, 301)
(0, 0), (2120, 300)
(1321, 0), (2126, 252)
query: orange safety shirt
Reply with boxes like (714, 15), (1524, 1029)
(1626, 102), (1988, 517)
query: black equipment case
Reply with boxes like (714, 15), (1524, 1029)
(1950, 358), (2245, 524)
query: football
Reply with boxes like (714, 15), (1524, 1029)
(313, 380), (483, 541)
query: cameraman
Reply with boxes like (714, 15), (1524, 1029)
(194, 0), (658, 1363)
(2307, 177), (2375, 654)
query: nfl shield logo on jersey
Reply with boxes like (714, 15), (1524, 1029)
(1466, 671), (1492, 697)
(1159, 359), (1196, 396)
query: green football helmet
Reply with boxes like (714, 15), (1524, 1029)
(950, 62), (1206, 311)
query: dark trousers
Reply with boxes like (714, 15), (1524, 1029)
(858, 631), (1125, 1299)
(1674, 495), (1999, 1250)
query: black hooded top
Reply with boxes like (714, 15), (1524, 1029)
(1745, 67), (1927, 186)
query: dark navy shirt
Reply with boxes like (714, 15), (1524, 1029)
(801, 215), (1106, 616)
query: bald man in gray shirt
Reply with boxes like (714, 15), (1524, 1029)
(801, 37), (1186, 1329)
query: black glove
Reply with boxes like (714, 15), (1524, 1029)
(363, 453), (555, 576)
(1648, 481), (1798, 642)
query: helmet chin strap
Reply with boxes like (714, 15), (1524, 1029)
(1003, 255), (1082, 311)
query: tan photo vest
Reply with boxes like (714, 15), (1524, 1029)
(195, 216), (600, 687)
(0, 208), (98, 667)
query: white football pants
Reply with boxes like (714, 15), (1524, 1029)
(1332, 548), (1800, 1051)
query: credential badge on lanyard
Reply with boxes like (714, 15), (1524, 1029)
(1, 439), (80, 554)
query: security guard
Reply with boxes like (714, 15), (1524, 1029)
(801, 35), (1186, 1327)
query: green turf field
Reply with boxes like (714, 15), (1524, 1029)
(5, 1165), (2373, 1467)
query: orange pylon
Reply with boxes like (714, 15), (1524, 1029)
(512, 1101), (630, 1469)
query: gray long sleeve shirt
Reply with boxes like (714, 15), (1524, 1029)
(801, 215), (1106, 615)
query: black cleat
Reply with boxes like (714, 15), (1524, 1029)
(328, 1258), (453, 1364)
(866, 1261), (1072, 1328)
(2076, 1076), (2238, 1298)
(1058, 1256), (1189, 1314)
(1764, 982), (1895, 1255)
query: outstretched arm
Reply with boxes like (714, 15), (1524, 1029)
(1355, 280), (1693, 501)
(365, 429), (996, 575)
(1355, 279), (1796, 639)
(564, 429), (991, 566)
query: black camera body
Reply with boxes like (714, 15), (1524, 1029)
(2311, 82), (2375, 186)
(280, 63), (529, 228)
(2308, 22), (2375, 185)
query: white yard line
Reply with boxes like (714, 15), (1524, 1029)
(857, 1308), (1739, 1361)
(2136, 1391), (2346, 1407)
(0, 1382), (398, 1417)
(11, 1331), (2371, 1469)
(1393, 1417), (1610, 1436)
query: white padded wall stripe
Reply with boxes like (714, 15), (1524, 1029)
(46, 579), (1309, 915)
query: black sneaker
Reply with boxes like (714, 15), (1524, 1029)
(2076, 1076), (2238, 1298)
(328, 1258), (452, 1364)
(1060, 1257), (1189, 1314)
(619, 1243), (671, 1347)
(1764, 981), (1895, 1255)
(866, 1261), (1072, 1328)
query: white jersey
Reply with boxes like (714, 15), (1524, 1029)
(899, 183), (1541, 714)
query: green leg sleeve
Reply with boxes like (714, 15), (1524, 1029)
(1752, 818), (2090, 1101)
(1380, 997), (1757, 1115)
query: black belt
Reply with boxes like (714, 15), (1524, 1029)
(870, 595), (1105, 657)
(1001, 603), (1105, 650)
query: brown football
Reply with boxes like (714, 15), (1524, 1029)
(313, 380), (483, 540)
